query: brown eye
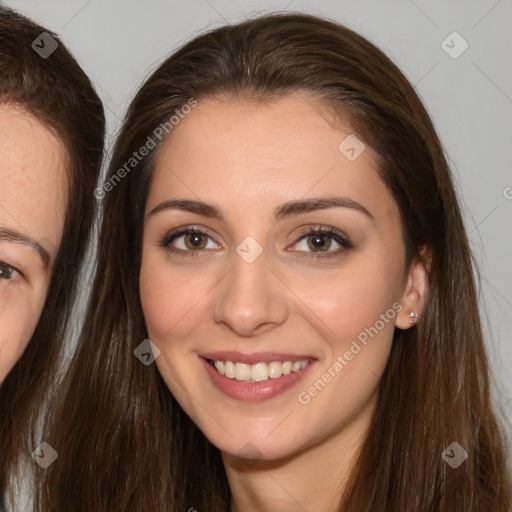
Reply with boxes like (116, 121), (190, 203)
(0, 262), (19, 280)
(184, 232), (208, 250)
(307, 234), (332, 252)
(291, 227), (353, 258)
(160, 227), (221, 257)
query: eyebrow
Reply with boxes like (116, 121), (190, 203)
(0, 227), (50, 268)
(148, 196), (374, 222)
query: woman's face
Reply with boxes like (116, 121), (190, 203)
(140, 94), (424, 461)
(0, 105), (67, 382)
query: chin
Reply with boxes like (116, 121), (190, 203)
(192, 413), (310, 463)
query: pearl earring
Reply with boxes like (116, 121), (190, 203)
(409, 311), (418, 324)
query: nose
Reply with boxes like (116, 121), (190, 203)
(212, 248), (289, 337)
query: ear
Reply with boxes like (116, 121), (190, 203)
(395, 246), (431, 330)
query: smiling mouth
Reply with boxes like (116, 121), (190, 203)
(206, 358), (312, 383)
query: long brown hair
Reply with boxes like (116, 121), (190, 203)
(41, 12), (511, 511)
(0, 6), (105, 507)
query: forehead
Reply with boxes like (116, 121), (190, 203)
(148, 94), (397, 222)
(0, 104), (68, 253)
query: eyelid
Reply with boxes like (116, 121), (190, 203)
(0, 252), (27, 274)
(0, 243), (33, 274)
(164, 225), (221, 242)
(293, 224), (350, 242)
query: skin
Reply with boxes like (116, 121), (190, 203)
(140, 93), (429, 511)
(0, 104), (67, 383)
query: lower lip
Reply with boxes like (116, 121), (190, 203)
(200, 357), (316, 402)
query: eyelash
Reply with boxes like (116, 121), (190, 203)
(159, 226), (354, 259)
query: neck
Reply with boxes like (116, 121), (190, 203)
(222, 393), (377, 512)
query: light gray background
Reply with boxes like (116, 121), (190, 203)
(6, 0), (512, 430)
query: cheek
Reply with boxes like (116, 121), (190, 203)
(291, 257), (403, 424)
(286, 257), (402, 347)
(0, 294), (42, 382)
(139, 254), (211, 344)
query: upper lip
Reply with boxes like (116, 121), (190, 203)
(200, 351), (316, 365)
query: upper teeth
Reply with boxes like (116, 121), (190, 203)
(212, 359), (309, 382)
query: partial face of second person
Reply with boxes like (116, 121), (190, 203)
(0, 104), (66, 382)
(140, 93), (426, 462)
